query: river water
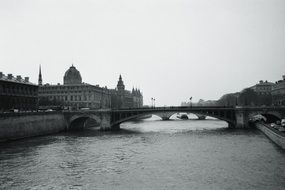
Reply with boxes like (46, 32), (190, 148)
(0, 115), (285, 190)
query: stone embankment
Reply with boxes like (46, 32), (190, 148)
(256, 123), (285, 150)
(0, 112), (66, 142)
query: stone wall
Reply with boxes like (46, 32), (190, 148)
(0, 112), (67, 142)
(256, 123), (285, 150)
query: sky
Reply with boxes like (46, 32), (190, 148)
(0, 0), (285, 106)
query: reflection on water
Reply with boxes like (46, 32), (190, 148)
(0, 115), (285, 190)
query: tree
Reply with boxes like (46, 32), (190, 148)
(217, 93), (239, 106)
(238, 88), (258, 106)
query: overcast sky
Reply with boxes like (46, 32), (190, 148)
(0, 0), (284, 106)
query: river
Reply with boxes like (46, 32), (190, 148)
(0, 115), (285, 190)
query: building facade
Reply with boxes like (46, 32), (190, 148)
(272, 75), (285, 106)
(0, 72), (38, 111)
(38, 65), (111, 109)
(111, 75), (143, 109)
(250, 80), (274, 95)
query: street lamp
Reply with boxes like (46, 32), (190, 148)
(151, 98), (154, 108)
(154, 98), (156, 108)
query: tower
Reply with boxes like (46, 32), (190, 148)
(38, 65), (42, 86)
(117, 74), (125, 92)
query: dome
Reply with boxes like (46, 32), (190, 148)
(63, 65), (82, 85)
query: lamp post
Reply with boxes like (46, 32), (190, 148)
(154, 98), (156, 108)
(151, 98), (154, 108)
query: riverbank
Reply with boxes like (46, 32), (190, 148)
(255, 123), (285, 150)
(0, 112), (66, 142)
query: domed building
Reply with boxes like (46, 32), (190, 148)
(38, 65), (111, 109)
(63, 65), (82, 85)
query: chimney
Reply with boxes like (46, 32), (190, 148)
(8, 74), (13, 80)
(0, 72), (3, 79)
(24, 77), (29, 82)
(16, 75), (22, 81)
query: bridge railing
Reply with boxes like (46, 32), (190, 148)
(111, 105), (285, 111)
(110, 106), (236, 111)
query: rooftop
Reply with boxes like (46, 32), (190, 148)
(0, 72), (37, 86)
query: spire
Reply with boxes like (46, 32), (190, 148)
(38, 64), (42, 86)
(132, 87), (135, 94)
(117, 74), (125, 91)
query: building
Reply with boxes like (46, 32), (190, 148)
(111, 75), (143, 109)
(272, 75), (285, 106)
(38, 65), (111, 109)
(0, 72), (38, 111)
(250, 80), (274, 95)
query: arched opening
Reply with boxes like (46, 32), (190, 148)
(69, 116), (100, 130)
(70, 117), (88, 130)
(84, 118), (101, 128)
(261, 114), (281, 124)
(113, 111), (234, 129)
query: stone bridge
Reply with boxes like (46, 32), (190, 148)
(63, 106), (285, 130)
(1, 106), (285, 141)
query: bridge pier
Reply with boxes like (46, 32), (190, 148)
(196, 114), (206, 120)
(235, 110), (250, 128)
(161, 116), (170, 120)
(111, 124), (120, 131)
(99, 113), (112, 131)
(228, 122), (235, 129)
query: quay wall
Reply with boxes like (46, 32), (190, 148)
(256, 123), (285, 150)
(0, 112), (67, 142)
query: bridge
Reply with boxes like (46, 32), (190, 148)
(1, 106), (285, 141)
(64, 106), (285, 130)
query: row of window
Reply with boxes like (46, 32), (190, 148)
(40, 86), (105, 92)
(39, 90), (100, 95)
(47, 95), (110, 102)
(272, 89), (285, 95)
(0, 85), (38, 96)
(257, 87), (271, 91)
(0, 96), (38, 110)
(272, 84), (285, 90)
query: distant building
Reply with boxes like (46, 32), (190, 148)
(250, 80), (274, 95)
(38, 65), (111, 109)
(0, 72), (38, 111)
(111, 75), (143, 109)
(272, 75), (285, 106)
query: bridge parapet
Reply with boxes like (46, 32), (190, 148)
(56, 106), (285, 131)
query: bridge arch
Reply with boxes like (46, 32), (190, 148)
(249, 111), (282, 123)
(188, 110), (235, 126)
(69, 114), (101, 130)
(152, 112), (177, 120)
(111, 110), (235, 128)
